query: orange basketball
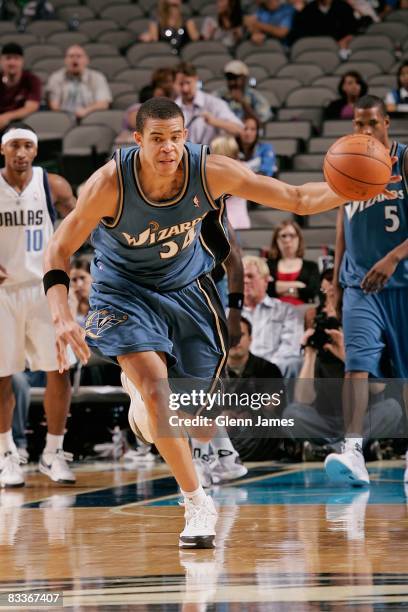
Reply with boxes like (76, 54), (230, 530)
(323, 134), (392, 201)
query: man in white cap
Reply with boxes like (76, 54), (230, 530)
(0, 123), (76, 488)
(214, 60), (272, 124)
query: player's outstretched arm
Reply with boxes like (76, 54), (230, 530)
(44, 160), (118, 372)
(206, 154), (345, 216)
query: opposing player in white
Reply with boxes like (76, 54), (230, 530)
(0, 124), (76, 487)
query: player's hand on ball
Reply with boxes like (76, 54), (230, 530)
(382, 156), (401, 198)
(55, 318), (91, 373)
(360, 254), (399, 293)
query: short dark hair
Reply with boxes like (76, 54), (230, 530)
(135, 97), (184, 133)
(70, 255), (91, 273)
(354, 94), (388, 117)
(176, 61), (197, 77)
(2, 122), (37, 136)
(240, 316), (252, 336)
(1, 42), (23, 56)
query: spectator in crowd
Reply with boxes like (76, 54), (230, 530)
(290, 0), (357, 57)
(210, 136), (250, 229)
(175, 62), (243, 145)
(385, 61), (408, 114)
(117, 67), (179, 144)
(201, 0), (244, 49)
(242, 255), (303, 377)
(69, 257), (92, 326)
(139, 0), (199, 53)
(0, 43), (41, 130)
(324, 71), (368, 120)
(225, 316), (284, 461)
(267, 220), (320, 306)
(244, 0), (295, 45)
(214, 60), (272, 124)
(237, 116), (277, 176)
(282, 268), (402, 460)
(46, 45), (112, 120)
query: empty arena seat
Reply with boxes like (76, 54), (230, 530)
(83, 43), (119, 58)
(138, 55), (181, 70)
(26, 20), (67, 37)
(114, 68), (152, 89)
(308, 137), (336, 153)
(349, 35), (394, 51)
(293, 154), (324, 171)
(322, 120), (351, 137)
(97, 29), (135, 49)
(23, 44), (63, 69)
(291, 36), (338, 60)
(236, 39), (284, 60)
(244, 52), (288, 76)
(181, 41), (228, 61)
(265, 138), (299, 157)
(82, 110), (124, 134)
(334, 61), (382, 80)
(100, 4), (144, 27)
(278, 171), (324, 184)
(89, 56), (129, 79)
(57, 5), (95, 21)
(312, 75), (341, 93)
(79, 19), (117, 40)
(48, 31), (89, 48)
(285, 86), (335, 108)
(112, 92), (138, 110)
(264, 121), (312, 141)
(349, 49), (395, 72)
(257, 78), (301, 105)
(294, 51), (340, 74)
(126, 42), (173, 67)
(277, 108), (323, 131)
(367, 21), (408, 43)
(276, 63), (324, 85)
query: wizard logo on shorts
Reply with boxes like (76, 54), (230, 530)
(85, 309), (128, 339)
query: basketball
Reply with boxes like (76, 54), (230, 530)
(323, 134), (392, 201)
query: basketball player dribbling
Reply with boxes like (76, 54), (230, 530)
(43, 98), (397, 548)
(325, 95), (408, 486)
(0, 123), (76, 488)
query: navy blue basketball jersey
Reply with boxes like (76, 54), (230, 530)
(340, 141), (408, 289)
(90, 143), (230, 291)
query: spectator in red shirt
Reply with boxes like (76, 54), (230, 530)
(0, 43), (41, 130)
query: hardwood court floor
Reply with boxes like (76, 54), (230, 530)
(0, 459), (408, 610)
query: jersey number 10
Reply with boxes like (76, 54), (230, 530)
(25, 228), (43, 252)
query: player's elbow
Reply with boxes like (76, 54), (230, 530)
(292, 187), (309, 216)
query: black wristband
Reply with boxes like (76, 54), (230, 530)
(43, 269), (70, 295)
(228, 292), (244, 310)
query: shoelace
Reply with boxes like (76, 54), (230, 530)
(53, 450), (74, 463)
(2, 453), (27, 468)
(186, 501), (216, 530)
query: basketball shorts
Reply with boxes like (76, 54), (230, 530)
(86, 274), (228, 410)
(0, 282), (59, 377)
(342, 286), (408, 378)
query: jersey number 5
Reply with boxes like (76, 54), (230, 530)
(384, 205), (400, 233)
(159, 227), (196, 259)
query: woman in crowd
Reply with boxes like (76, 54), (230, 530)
(210, 136), (250, 230)
(139, 0), (199, 52)
(70, 257), (92, 326)
(201, 0), (244, 49)
(237, 115), (277, 177)
(324, 71), (368, 120)
(267, 220), (320, 305)
(386, 61), (408, 114)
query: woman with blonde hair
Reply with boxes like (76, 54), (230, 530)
(139, 0), (199, 52)
(267, 219), (319, 305)
(211, 136), (250, 230)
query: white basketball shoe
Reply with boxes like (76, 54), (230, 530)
(211, 450), (248, 483)
(39, 449), (76, 484)
(121, 372), (153, 444)
(179, 495), (218, 549)
(0, 451), (25, 488)
(325, 441), (369, 486)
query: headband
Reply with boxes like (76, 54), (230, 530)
(1, 129), (38, 146)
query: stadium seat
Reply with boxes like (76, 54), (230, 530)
(23, 44), (63, 69)
(385, 9), (408, 25)
(322, 120), (350, 137)
(61, 125), (116, 187)
(334, 61), (382, 80)
(83, 43), (119, 58)
(97, 30), (135, 50)
(291, 36), (338, 59)
(86, 0), (114, 15)
(249, 208), (294, 227)
(48, 31), (89, 48)
(257, 78), (301, 105)
(312, 75), (341, 92)
(368, 74), (396, 88)
(90, 56), (129, 79)
(257, 89), (280, 108)
(236, 39), (284, 60)
(307, 209), (337, 227)
(100, 4), (144, 27)
(138, 55), (181, 70)
(308, 137), (336, 153)
(137, 0), (157, 15)
(293, 154), (324, 171)
(265, 138), (299, 157)
(349, 49), (395, 72)
(277, 108), (323, 131)
(294, 51), (340, 74)
(196, 67), (215, 82)
(126, 18), (154, 36)
(199, 3), (217, 16)
(194, 54), (233, 77)
(79, 19), (117, 40)
(264, 120), (312, 141)
(247, 66), (269, 82)
(82, 110), (124, 134)
(126, 42), (172, 67)
(114, 68), (152, 89)
(369, 85), (390, 99)
(31, 58), (64, 74)
(349, 35), (394, 51)
(285, 86), (335, 108)
(276, 63), (324, 85)
(206, 78), (226, 92)
(367, 21), (408, 43)
(112, 92), (138, 110)
(244, 52), (287, 76)
(0, 22), (18, 34)
(57, 5), (95, 21)
(26, 111), (72, 140)
(26, 20), (67, 37)
(181, 41), (228, 61)
(0, 33), (38, 46)
(108, 81), (134, 98)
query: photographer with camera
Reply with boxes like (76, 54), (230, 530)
(282, 268), (402, 460)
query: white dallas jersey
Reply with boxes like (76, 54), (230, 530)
(0, 167), (54, 287)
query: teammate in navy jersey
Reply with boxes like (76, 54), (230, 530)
(43, 98), (395, 549)
(0, 123), (76, 488)
(325, 95), (408, 487)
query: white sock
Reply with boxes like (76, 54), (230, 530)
(0, 430), (17, 455)
(345, 436), (363, 450)
(210, 426), (236, 457)
(181, 485), (207, 506)
(44, 433), (64, 456)
(191, 438), (211, 460)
